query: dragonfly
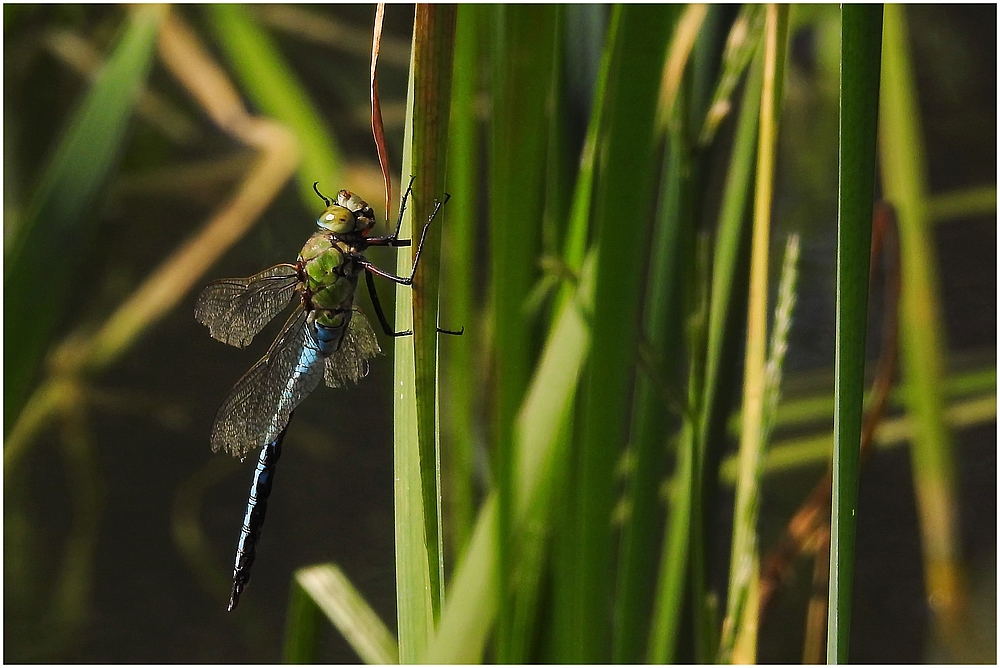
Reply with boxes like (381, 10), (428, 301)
(195, 179), (457, 610)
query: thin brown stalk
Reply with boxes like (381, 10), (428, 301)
(370, 3), (392, 221)
(801, 527), (831, 664)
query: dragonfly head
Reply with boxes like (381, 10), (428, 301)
(315, 190), (376, 235)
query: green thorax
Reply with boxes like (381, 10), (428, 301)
(298, 232), (361, 312)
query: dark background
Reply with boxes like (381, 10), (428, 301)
(4, 4), (995, 663)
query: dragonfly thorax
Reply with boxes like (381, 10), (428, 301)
(298, 232), (361, 314)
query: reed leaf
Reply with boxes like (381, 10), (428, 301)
(392, 5), (456, 659)
(828, 5), (883, 663)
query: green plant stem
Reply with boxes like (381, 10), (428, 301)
(393, 5), (457, 660)
(486, 7), (559, 660)
(722, 5), (788, 662)
(828, 5), (883, 663)
(879, 4), (968, 658)
(442, 1), (479, 567)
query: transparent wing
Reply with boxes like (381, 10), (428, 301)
(324, 308), (382, 388)
(211, 306), (325, 459)
(195, 264), (299, 348)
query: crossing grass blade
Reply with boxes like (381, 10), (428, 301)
(425, 252), (597, 663)
(287, 565), (399, 665)
(204, 4), (343, 209)
(4, 5), (163, 431)
(878, 5), (969, 659)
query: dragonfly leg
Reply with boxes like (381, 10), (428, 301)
(364, 251), (463, 338)
(365, 271), (412, 337)
(360, 195), (449, 285)
(366, 175), (416, 246)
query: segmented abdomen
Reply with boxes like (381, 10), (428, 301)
(228, 424), (288, 611)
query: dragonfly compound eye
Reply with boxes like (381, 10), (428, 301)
(317, 205), (356, 234)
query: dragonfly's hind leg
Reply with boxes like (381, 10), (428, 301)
(362, 194), (463, 337)
(365, 272), (412, 337)
(364, 267), (463, 338)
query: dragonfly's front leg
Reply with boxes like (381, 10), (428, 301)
(366, 175), (416, 247)
(359, 195), (449, 285)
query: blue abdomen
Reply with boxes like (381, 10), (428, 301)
(315, 317), (348, 356)
(229, 425), (287, 611)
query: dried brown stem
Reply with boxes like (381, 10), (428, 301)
(371, 3), (392, 223)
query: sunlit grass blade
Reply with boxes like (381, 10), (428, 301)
(828, 5), (883, 663)
(426, 253), (597, 663)
(878, 5), (969, 660)
(393, 6), (456, 660)
(289, 564), (399, 664)
(4, 5), (163, 432)
(204, 4), (342, 209)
